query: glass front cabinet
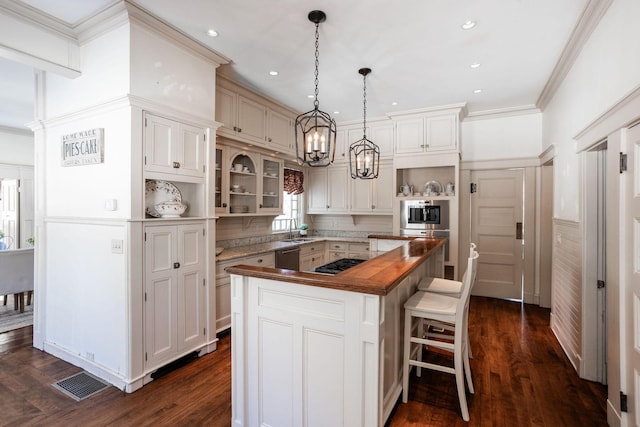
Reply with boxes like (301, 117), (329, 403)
(216, 147), (283, 216)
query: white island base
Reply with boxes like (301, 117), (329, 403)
(230, 243), (443, 427)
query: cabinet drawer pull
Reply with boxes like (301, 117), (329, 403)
(172, 161), (180, 168)
(257, 259), (263, 263)
(173, 262), (180, 269)
(223, 203), (227, 208)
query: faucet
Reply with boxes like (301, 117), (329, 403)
(289, 218), (298, 240)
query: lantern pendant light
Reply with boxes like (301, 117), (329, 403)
(295, 10), (337, 167)
(349, 68), (380, 179)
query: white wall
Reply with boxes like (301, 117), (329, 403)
(461, 112), (542, 162)
(543, 0), (640, 221)
(0, 127), (34, 166)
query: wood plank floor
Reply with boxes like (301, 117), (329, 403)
(0, 297), (606, 426)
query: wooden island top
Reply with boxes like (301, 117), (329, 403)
(226, 237), (445, 296)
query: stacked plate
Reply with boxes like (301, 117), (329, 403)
(146, 180), (185, 217)
(230, 205), (249, 213)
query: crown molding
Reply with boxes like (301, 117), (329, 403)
(386, 102), (468, 119)
(0, 0), (76, 40)
(0, 124), (32, 136)
(536, 0), (613, 111)
(464, 105), (540, 121)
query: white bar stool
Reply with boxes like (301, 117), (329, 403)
(402, 250), (479, 421)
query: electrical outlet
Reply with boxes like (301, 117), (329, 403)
(86, 352), (94, 361)
(111, 239), (124, 254)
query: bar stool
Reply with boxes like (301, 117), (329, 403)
(418, 243), (477, 296)
(418, 243), (478, 357)
(402, 250), (479, 421)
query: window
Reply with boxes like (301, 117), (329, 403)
(272, 191), (300, 232)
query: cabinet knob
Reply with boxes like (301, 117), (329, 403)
(257, 259), (263, 263)
(238, 127), (242, 132)
(259, 204), (263, 208)
(173, 262), (180, 269)
(326, 205), (330, 209)
(371, 205), (375, 209)
(223, 203), (227, 208)
(233, 126), (238, 131)
(172, 161), (180, 168)
(268, 137), (272, 142)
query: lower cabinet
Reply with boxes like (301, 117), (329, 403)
(216, 252), (275, 332)
(144, 223), (206, 371)
(299, 241), (326, 272)
(326, 241), (370, 261)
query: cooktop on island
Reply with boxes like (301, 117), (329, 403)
(314, 258), (366, 275)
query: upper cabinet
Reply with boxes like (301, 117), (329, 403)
(391, 104), (466, 156)
(215, 76), (295, 157)
(334, 119), (394, 163)
(144, 113), (206, 180)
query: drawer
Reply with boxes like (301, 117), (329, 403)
(216, 252), (275, 277)
(300, 242), (325, 257)
(327, 242), (347, 251)
(328, 251), (347, 260)
(348, 243), (369, 253)
(300, 253), (325, 272)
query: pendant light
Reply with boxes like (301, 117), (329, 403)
(295, 10), (336, 167)
(349, 68), (380, 179)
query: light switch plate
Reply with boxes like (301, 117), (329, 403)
(111, 239), (124, 254)
(105, 199), (117, 211)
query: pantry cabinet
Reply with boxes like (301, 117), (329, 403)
(144, 222), (206, 371)
(144, 113), (206, 180)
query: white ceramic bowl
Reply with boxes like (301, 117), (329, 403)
(155, 201), (187, 217)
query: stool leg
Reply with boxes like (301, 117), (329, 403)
(27, 291), (33, 305)
(416, 318), (422, 377)
(464, 342), (474, 394)
(402, 309), (412, 403)
(455, 331), (470, 421)
(3, 295), (7, 306)
(14, 293), (18, 310)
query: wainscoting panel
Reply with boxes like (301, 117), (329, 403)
(550, 218), (582, 371)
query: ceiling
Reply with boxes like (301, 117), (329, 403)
(3, 0), (590, 131)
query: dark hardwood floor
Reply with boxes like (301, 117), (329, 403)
(0, 297), (607, 426)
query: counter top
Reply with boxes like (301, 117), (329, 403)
(226, 237), (445, 296)
(216, 236), (369, 262)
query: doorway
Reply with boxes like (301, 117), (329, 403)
(582, 142), (607, 383)
(0, 179), (19, 248)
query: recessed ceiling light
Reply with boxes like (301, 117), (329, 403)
(307, 94), (314, 99)
(207, 29), (219, 37)
(333, 111), (340, 114)
(391, 101), (398, 106)
(473, 89), (482, 94)
(269, 71), (279, 76)
(470, 62), (481, 69)
(461, 20), (476, 30)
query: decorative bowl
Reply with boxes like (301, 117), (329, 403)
(155, 200), (187, 217)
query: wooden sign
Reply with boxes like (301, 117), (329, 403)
(61, 128), (104, 166)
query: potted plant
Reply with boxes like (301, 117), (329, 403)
(299, 223), (308, 236)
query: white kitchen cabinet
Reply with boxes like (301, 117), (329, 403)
(307, 165), (349, 214)
(214, 146), (228, 215)
(299, 241), (326, 272)
(220, 147), (283, 216)
(333, 128), (348, 163)
(215, 87), (266, 145)
(267, 109), (294, 155)
(144, 222), (206, 371)
(144, 113), (206, 179)
(216, 252), (275, 332)
(393, 110), (460, 155)
(349, 161), (393, 214)
(369, 121), (395, 158)
(326, 241), (370, 261)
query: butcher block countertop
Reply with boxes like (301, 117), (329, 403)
(226, 237), (445, 296)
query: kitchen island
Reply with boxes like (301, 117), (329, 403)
(227, 237), (445, 427)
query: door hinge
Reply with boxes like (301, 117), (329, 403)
(621, 391), (628, 412)
(597, 280), (606, 289)
(620, 152), (628, 173)
(470, 183), (477, 194)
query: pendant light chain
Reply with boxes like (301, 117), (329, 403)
(313, 22), (320, 109)
(362, 72), (367, 138)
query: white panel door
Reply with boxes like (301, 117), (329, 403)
(471, 169), (524, 300)
(373, 162), (394, 213)
(624, 124), (640, 424)
(178, 123), (205, 178)
(370, 122), (395, 158)
(308, 168), (328, 213)
(426, 114), (457, 152)
(237, 96), (266, 144)
(394, 117), (424, 154)
(350, 178), (372, 213)
(215, 86), (238, 137)
(177, 223), (205, 350)
(267, 109), (292, 154)
(0, 179), (18, 248)
(145, 226), (177, 367)
(145, 114), (177, 174)
(327, 165), (349, 213)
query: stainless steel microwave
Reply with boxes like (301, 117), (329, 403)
(400, 200), (449, 231)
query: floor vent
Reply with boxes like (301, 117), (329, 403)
(52, 371), (110, 401)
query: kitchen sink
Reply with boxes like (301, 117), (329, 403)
(282, 238), (314, 243)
